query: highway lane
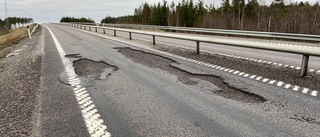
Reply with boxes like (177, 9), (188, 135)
(39, 24), (320, 136)
(97, 28), (320, 71)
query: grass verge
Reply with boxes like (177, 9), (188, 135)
(0, 24), (36, 50)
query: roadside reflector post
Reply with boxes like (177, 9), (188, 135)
(27, 26), (31, 39)
(300, 54), (309, 77)
(153, 35), (156, 45)
(103, 29), (105, 34)
(129, 32), (132, 40)
(95, 27), (97, 32)
(114, 30), (116, 36)
(196, 41), (200, 54)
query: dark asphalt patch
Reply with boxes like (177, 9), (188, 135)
(73, 59), (118, 80)
(65, 54), (82, 58)
(154, 45), (320, 92)
(116, 47), (266, 103)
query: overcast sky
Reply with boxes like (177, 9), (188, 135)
(0, 0), (319, 23)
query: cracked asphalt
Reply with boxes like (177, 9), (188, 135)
(1, 24), (320, 136)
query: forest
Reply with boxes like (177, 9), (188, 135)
(0, 17), (33, 31)
(60, 17), (95, 23)
(101, 0), (320, 35)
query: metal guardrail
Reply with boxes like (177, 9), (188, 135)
(63, 23), (320, 77)
(85, 23), (320, 42)
(68, 22), (320, 42)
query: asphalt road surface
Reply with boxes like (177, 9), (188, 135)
(35, 24), (320, 137)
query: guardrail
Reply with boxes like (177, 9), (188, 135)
(69, 22), (320, 42)
(63, 23), (320, 77)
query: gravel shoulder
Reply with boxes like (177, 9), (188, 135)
(0, 26), (42, 136)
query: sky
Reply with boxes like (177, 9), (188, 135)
(0, 0), (319, 23)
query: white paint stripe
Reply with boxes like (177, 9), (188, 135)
(44, 25), (111, 137)
(262, 78), (269, 83)
(269, 80), (276, 85)
(302, 88), (309, 94)
(250, 75), (256, 79)
(293, 86), (299, 91)
(311, 91), (318, 96)
(277, 81), (284, 87)
(75, 88), (86, 94)
(285, 84), (291, 89)
(255, 76), (262, 81)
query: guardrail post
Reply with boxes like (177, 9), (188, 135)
(153, 35), (156, 45)
(129, 32), (132, 40)
(89, 27), (91, 31)
(95, 27), (97, 32)
(196, 41), (200, 54)
(84, 26), (86, 30)
(103, 29), (105, 34)
(300, 55), (309, 77)
(114, 30), (117, 36)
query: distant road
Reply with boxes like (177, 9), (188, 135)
(36, 24), (320, 136)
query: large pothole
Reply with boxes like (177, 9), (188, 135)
(73, 59), (118, 80)
(116, 47), (267, 103)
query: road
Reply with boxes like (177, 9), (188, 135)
(35, 24), (320, 136)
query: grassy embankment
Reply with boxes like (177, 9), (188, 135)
(0, 24), (36, 59)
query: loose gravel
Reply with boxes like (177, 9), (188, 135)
(0, 26), (42, 136)
(154, 45), (320, 91)
(117, 47), (266, 103)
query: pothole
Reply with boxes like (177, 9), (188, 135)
(73, 59), (118, 80)
(116, 47), (267, 103)
(58, 59), (118, 86)
(65, 54), (82, 58)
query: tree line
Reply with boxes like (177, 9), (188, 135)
(60, 17), (95, 23)
(101, 0), (320, 35)
(0, 17), (33, 30)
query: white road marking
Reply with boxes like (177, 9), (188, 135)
(293, 86), (299, 91)
(262, 78), (269, 83)
(44, 25), (111, 137)
(302, 88), (309, 94)
(285, 84), (291, 89)
(311, 91), (318, 96)
(269, 80), (276, 85)
(277, 81), (284, 87)
(250, 75), (256, 79)
(255, 76), (262, 81)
